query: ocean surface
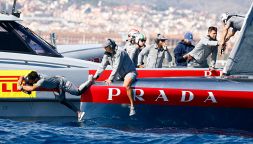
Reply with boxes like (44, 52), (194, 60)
(0, 117), (252, 144)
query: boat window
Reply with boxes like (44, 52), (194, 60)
(0, 22), (32, 53)
(11, 22), (62, 57)
(0, 25), (7, 32)
(15, 28), (47, 55)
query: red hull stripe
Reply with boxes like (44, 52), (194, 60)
(89, 69), (222, 81)
(81, 85), (253, 108)
(0, 80), (19, 82)
(0, 76), (20, 78)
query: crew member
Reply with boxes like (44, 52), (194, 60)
(124, 28), (140, 56)
(174, 32), (195, 67)
(93, 39), (137, 116)
(220, 12), (244, 51)
(184, 26), (219, 69)
(137, 34), (172, 68)
(129, 33), (147, 67)
(17, 71), (94, 121)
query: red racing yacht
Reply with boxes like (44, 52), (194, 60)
(80, 3), (253, 131)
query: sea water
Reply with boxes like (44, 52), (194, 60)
(0, 118), (252, 144)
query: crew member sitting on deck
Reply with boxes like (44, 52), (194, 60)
(93, 39), (137, 116)
(17, 71), (94, 121)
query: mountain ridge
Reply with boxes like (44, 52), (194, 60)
(81, 0), (252, 14)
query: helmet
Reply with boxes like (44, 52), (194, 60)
(128, 28), (140, 44)
(155, 33), (167, 43)
(25, 71), (40, 86)
(128, 28), (140, 38)
(103, 39), (117, 50)
(135, 33), (146, 43)
(221, 12), (229, 23)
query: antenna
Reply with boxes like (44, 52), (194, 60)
(50, 32), (58, 50)
(11, 0), (20, 18)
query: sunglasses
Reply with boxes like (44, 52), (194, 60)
(140, 39), (146, 42)
(161, 40), (166, 42)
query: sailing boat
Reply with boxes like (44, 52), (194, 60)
(80, 3), (253, 131)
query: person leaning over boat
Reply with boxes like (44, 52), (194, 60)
(129, 33), (147, 67)
(137, 34), (172, 68)
(174, 32), (195, 67)
(17, 71), (94, 121)
(183, 26), (219, 70)
(220, 12), (244, 51)
(93, 39), (137, 116)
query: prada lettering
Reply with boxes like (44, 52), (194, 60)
(108, 88), (217, 103)
(204, 70), (223, 77)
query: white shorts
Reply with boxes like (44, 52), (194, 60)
(124, 71), (137, 81)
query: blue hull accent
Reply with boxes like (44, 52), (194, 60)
(82, 103), (253, 132)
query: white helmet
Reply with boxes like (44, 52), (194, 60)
(128, 29), (140, 44)
(128, 28), (140, 38)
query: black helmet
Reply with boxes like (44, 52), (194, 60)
(155, 34), (167, 43)
(25, 71), (40, 85)
(103, 39), (117, 50)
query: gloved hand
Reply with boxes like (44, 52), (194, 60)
(183, 54), (193, 61)
(138, 65), (145, 68)
(220, 44), (226, 55)
(163, 46), (168, 51)
(17, 85), (23, 91)
(209, 66), (216, 72)
(105, 79), (112, 86)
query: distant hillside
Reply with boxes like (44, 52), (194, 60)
(75, 0), (252, 14)
(163, 0), (252, 14)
